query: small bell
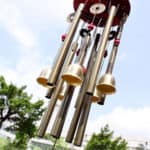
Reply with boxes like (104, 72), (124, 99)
(97, 73), (116, 95)
(36, 67), (51, 87)
(62, 64), (84, 86)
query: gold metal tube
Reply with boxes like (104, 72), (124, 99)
(66, 42), (78, 66)
(78, 35), (91, 65)
(106, 46), (118, 73)
(106, 22), (124, 73)
(38, 79), (64, 137)
(74, 96), (92, 146)
(74, 33), (100, 107)
(38, 41), (78, 137)
(50, 35), (90, 138)
(45, 88), (54, 99)
(97, 95), (106, 105)
(92, 87), (102, 102)
(48, 3), (84, 86)
(50, 86), (75, 138)
(87, 5), (117, 94)
(65, 34), (100, 143)
(96, 20), (125, 95)
(57, 82), (68, 100)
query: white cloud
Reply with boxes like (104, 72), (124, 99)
(86, 107), (150, 140)
(0, 0), (75, 102)
(0, 60), (46, 101)
(0, 0), (36, 48)
(16, 0), (73, 23)
(0, 0), (48, 100)
(0, 49), (48, 101)
(0, 0), (46, 101)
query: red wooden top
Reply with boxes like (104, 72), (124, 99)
(73, 0), (131, 26)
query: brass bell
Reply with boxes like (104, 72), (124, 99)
(36, 67), (51, 87)
(92, 88), (102, 103)
(58, 82), (68, 100)
(62, 64), (84, 86)
(96, 73), (116, 95)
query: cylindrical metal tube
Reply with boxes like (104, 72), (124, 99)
(66, 93), (86, 143)
(87, 5), (117, 94)
(78, 35), (91, 65)
(38, 41), (78, 137)
(75, 34), (100, 107)
(48, 3), (84, 86)
(57, 82), (68, 100)
(45, 88), (54, 99)
(74, 96), (92, 146)
(106, 45), (118, 73)
(66, 42), (78, 67)
(97, 95), (106, 105)
(38, 79), (64, 137)
(50, 86), (75, 138)
(65, 34), (100, 143)
(106, 22), (124, 73)
(50, 35), (91, 138)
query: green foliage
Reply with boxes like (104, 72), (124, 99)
(0, 138), (9, 150)
(3, 140), (27, 150)
(0, 137), (27, 150)
(44, 133), (56, 143)
(55, 137), (68, 150)
(44, 134), (68, 150)
(85, 125), (128, 150)
(0, 75), (45, 149)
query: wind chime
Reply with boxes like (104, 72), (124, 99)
(36, 0), (131, 147)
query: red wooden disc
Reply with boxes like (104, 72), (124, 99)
(73, 0), (131, 26)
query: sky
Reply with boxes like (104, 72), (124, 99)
(0, 0), (150, 143)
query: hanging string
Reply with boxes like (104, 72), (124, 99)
(97, 18), (102, 27)
(105, 0), (112, 13)
(92, 18), (102, 37)
(91, 14), (97, 24)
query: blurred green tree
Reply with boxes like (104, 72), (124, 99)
(85, 125), (128, 150)
(0, 76), (45, 149)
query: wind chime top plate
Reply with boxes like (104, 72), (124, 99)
(73, 0), (131, 26)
